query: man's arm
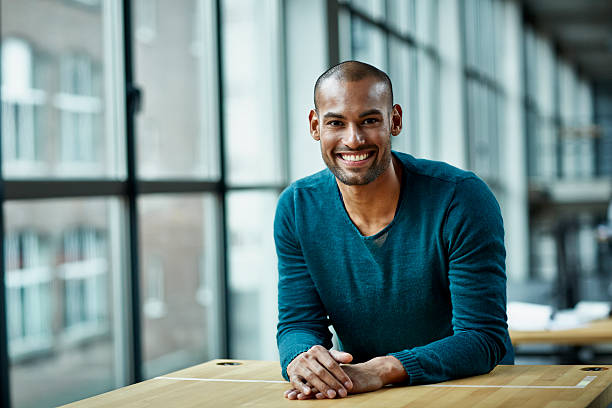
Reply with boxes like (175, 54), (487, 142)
(275, 186), (352, 398)
(386, 176), (510, 385)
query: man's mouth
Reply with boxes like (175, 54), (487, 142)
(336, 151), (374, 163)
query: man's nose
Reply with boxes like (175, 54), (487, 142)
(342, 124), (365, 149)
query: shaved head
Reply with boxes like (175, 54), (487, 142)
(314, 60), (393, 110)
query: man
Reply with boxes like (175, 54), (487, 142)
(274, 61), (513, 401)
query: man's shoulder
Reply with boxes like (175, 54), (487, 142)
(395, 151), (477, 186)
(283, 168), (333, 195)
(292, 168), (334, 190)
(278, 168), (334, 207)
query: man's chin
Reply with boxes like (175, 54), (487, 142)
(333, 170), (375, 186)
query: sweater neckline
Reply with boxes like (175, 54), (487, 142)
(332, 152), (408, 240)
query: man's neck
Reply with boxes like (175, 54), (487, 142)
(337, 155), (403, 237)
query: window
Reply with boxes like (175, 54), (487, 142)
(135, 0), (219, 180)
(135, 0), (157, 43)
(5, 231), (52, 358)
(2, 0), (127, 406)
(139, 194), (220, 378)
(1, 37), (46, 176)
(222, 0), (284, 360)
(57, 53), (103, 175)
(227, 191), (278, 360)
(462, 0), (502, 182)
(222, 0), (283, 185)
(5, 198), (123, 408)
(58, 226), (108, 341)
(351, 17), (387, 70)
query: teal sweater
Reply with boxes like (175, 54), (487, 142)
(274, 151), (513, 384)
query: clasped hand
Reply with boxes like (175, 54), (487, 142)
(284, 345), (386, 400)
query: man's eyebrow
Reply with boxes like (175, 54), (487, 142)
(322, 112), (346, 120)
(359, 109), (383, 117)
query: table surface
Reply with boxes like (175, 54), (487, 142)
(510, 318), (612, 345)
(63, 360), (612, 408)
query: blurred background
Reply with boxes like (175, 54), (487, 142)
(1, 0), (612, 406)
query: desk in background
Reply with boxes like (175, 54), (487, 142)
(511, 318), (612, 346)
(511, 318), (612, 364)
(63, 359), (612, 407)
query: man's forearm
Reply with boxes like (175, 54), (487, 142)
(364, 356), (409, 385)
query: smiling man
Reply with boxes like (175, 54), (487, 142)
(274, 61), (514, 400)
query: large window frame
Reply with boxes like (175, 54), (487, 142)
(0, 1), (289, 406)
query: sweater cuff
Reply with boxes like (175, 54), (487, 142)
(388, 350), (425, 385)
(281, 346), (312, 381)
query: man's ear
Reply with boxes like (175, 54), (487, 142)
(390, 104), (402, 136)
(309, 109), (320, 141)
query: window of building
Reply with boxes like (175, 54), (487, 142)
(5, 230), (53, 359)
(1, 37), (46, 176)
(462, 0), (503, 183)
(58, 226), (109, 342)
(56, 53), (103, 175)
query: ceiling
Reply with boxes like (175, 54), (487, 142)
(520, 0), (612, 85)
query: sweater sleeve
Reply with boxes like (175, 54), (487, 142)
(275, 186), (333, 381)
(389, 176), (510, 384)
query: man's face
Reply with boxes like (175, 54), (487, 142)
(309, 77), (402, 186)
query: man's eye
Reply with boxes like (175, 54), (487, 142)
(328, 121), (343, 126)
(363, 118), (379, 124)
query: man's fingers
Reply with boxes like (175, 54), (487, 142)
(290, 375), (311, 396)
(297, 392), (315, 400)
(304, 359), (345, 397)
(314, 350), (353, 391)
(330, 349), (354, 364)
(286, 346), (353, 399)
(285, 390), (298, 400)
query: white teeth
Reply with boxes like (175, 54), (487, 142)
(341, 153), (368, 161)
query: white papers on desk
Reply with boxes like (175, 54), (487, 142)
(508, 302), (553, 331)
(507, 301), (611, 331)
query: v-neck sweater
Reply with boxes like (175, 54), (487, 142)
(274, 151), (513, 384)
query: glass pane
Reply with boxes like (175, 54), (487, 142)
(139, 194), (220, 378)
(387, 0), (415, 35)
(351, 17), (387, 71)
(227, 191), (278, 360)
(387, 38), (412, 155)
(5, 198), (125, 407)
(1, 0), (125, 179)
(415, 0), (438, 46)
(135, 0), (220, 179)
(350, 0), (385, 20)
(417, 51), (436, 158)
(222, 0), (283, 185)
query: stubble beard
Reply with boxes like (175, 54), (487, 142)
(323, 139), (392, 186)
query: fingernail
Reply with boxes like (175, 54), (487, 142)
(338, 388), (347, 397)
(302, 386), (310, 395)
(345, 381), (352, 389)
(327, 389), (336, 398)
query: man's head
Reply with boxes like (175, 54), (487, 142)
(314, 61), (393, 111)
(309, 61), (402, 186)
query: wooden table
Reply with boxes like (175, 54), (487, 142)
(510, 318), (612, 346)
(63, 360), (612, 407)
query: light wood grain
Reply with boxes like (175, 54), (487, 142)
(510, 318), (612, 345)
(62, 360), (612, 408)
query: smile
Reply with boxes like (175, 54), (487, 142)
(337, 152), (373, 162)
